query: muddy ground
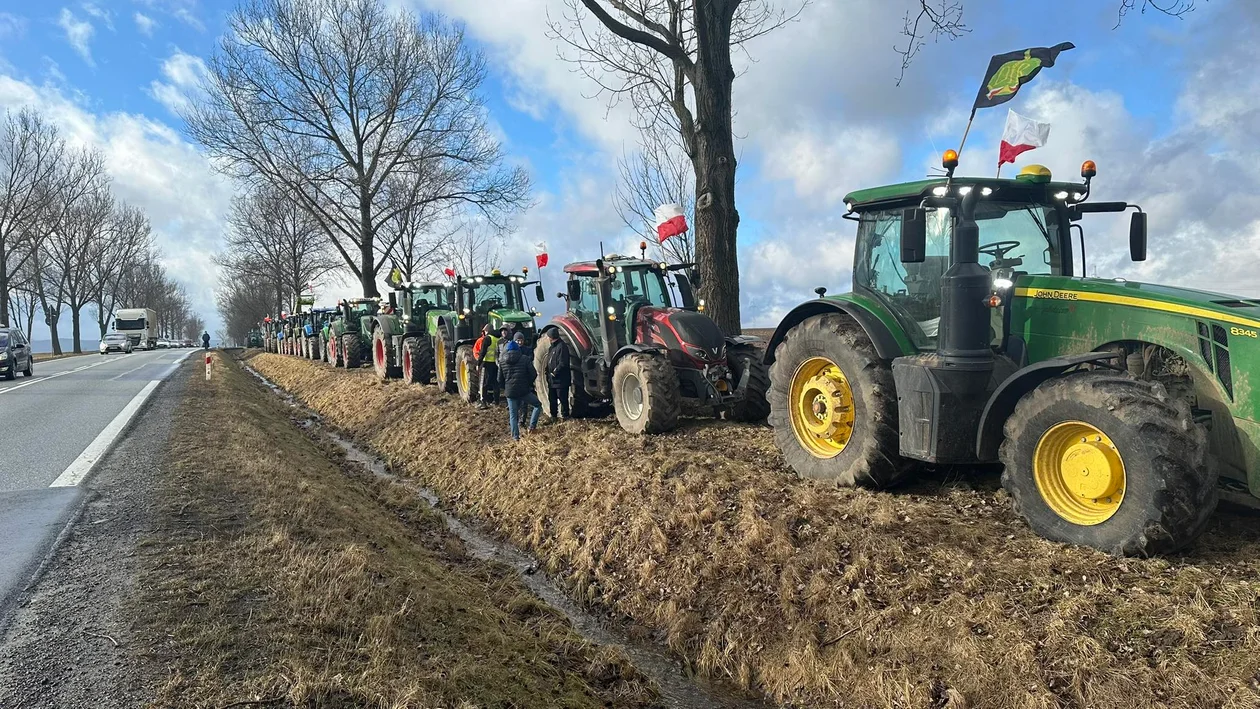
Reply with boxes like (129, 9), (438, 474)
(251, 351), (1260, 709)
(2, 354), (663, 708)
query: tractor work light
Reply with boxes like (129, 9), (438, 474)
(958, 186), (972, 195)
(698, 299), (706, 312)
(1055, 191), (1070, 200)
(981, 187), (993, 196)
(463, 308), (471, 314)
(931, 186), (948, 197)
(475, 277), (484, 283)
(606, 306), (615, 314)
(844, 201), (853, 212)
(993, 277), (1014, 290)
(942, 149), (959, 170)
(1081, 160), (1097, 178)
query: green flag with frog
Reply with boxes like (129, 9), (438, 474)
(973, 42), (1074, 110)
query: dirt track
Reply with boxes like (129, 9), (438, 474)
(252, 351), (1260, 709)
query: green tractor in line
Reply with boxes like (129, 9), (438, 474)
(326, 298), (380, 368)
(246, 329), (264, 349)
(765, 156), (1258, 556)
(369, 276), (454, 384)
(433, 269), (545, 403)
(302, 307), (336, 361)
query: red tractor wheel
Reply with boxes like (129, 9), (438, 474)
(328, 336), (340, 367)
(372, 328), (395, 380)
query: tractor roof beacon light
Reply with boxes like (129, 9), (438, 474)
(1016, 164), (1052, 184)
(1081, 160), (1097, 179)
(639, 240), (648, 258)
(942, 149), (959, 183)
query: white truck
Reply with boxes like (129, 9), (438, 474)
(114, 308), (158, 350)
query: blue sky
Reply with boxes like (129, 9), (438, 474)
(0, 0), (1256, 337)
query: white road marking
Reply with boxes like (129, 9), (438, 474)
(0, 355), (125, 395)
(48, 350), (195, 488)
(109, 360), (159, 381)
(49, 380), (161, 488)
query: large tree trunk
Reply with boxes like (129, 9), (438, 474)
(359, 192), (378, 298)
(691, 3), (741, 335)
(0, 251), (9, 325)
(71, 303), (82, 353)
(47, 315), (62, 355)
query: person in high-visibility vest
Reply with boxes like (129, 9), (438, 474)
(474, 324), (500, 409)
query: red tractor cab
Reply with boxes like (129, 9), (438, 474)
(536, 254), (769, 433)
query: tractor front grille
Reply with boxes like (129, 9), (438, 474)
(1197, 321), (1233, 400)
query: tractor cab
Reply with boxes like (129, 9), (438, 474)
(337, 298), (380, 333)
(453, 269), (543, 342)
(396, 282), (452, 323)
(562, 255), (701, 357)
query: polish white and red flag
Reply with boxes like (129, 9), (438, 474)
(534, 241), (549, 269)
(443, 266), (456, 278)
(998, 110), (1051, 166)
(654, 203), (688, 243)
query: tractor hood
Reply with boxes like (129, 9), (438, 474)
(638, 306), (727, 365)
(1017, 276), (1260, 327)
(489, 309), (535, 326)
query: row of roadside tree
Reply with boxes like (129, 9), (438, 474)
(0, 107), (202, 353)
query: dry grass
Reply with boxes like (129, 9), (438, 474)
(134, 352), (658, 709)
(33, 351), (93, 361)
(250, 352), (1260, 709)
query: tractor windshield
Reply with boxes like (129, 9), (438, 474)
(611, 266), (672, 309)
(854, 199), (1064, 348)
(467, 279), (519, 314)
(413, 287), (450, 310)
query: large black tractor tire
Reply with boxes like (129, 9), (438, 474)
(533, 335), (593, 421)
(999, 371), (1217, 556)
(456, 345), (480, 404)
(372, 328), (399, 380)
(317, 334), (327, 363)
(434, 336), (457, 393)
(342, 334), (363, 369)
(767, 313), (912, 487)
(401, 336), (432, 385)
(612, 353), (680, 434)
(309, 336), (321, 360)
(725, 344), (771, 422)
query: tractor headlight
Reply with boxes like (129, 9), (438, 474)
(993, 278), (1014, 290)
(683, 344), (709, 361)
(606, 306), (615, 314)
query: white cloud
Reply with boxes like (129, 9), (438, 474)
(0, 12), (26, 40)
(146, 49), (207, 115)
(134, 0), (203, 32)
(57, 8), (95, 66)
(133, 12), (156, 37)
(81, 2), (114, 31)
(0, 74), (234, 332)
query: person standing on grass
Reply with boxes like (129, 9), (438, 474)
(544, 329), (571, 421)
(498, 333), (541, 440)
(202, 331), (211, 350)
(474, 324), (499, 410)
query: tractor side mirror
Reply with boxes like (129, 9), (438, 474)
(535, 284), (545, 302)
(901, 208), (927, 263)
(566, 280), (581, 302)
(1129, 212), (1147, 262)
(388, 292), (397, 309)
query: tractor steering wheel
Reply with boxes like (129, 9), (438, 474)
(979, 240), (1023, 262)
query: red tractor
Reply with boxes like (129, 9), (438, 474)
(536, 253), (769, 433)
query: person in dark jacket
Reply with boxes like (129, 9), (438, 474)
(544, 329), (571, 420)
(474, 324), (499, 409)
(498, 333), (542, 440)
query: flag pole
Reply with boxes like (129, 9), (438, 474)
(956, 107), (977, 158)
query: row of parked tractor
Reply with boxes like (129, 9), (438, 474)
(249, 158), (1260, 559)
(257, 253), (770, 434)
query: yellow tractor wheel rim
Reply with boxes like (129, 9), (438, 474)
(458, 358), (468, 392)
(788, 356), (856, 458)
(1034, 421), (1126, 525)
(436, 339), (446, 385)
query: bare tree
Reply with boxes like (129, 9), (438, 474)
(186, 0), (529, 298)
(0, 108), (68, 324)
(380, 175), (447, 280)
(550, 0), (804, 333)
(441, 220), (503, 278)
(217, 184), (342, 315)
(217, 273), (275, 344)
(615, 127), (695, 275)
(91, 203), (153, 338)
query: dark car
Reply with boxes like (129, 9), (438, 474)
(0, 327), (34, 380)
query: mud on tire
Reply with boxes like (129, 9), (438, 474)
(612, 352), (680, 434)
(999, 371), (1218, 556)
(725, 344), (771, 422)
(767, 313), (912, 487)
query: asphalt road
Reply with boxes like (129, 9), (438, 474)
(0, 348), (193, 628)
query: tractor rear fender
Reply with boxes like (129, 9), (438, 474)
(975, 351), (1121, 461)
(763, 299), (909, 365)
(725, 334), (762, 348)
(542, 322), (594, 361)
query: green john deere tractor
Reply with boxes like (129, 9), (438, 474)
(369, 276), (454, 383)
(765, 156), (1258, 556)
(432, 268), (544, 402)
(326, 298), (380, 368)
(246, 329), (264, 349)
